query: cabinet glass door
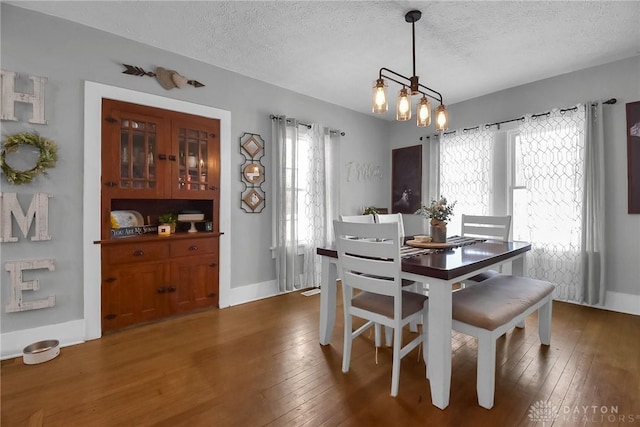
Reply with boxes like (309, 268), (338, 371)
(120, 118), (157, 189)
(177, 127), (210, 192)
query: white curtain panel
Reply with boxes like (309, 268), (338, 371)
(440, 129), (494, 234)
(581, 102), (606, 305)
(519, 106), (588, 302)
(272, 118), (339, 292)
(302, 124), (340, 288)
(272, 116), (300, 292)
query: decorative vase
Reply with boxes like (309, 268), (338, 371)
(430, 222), (447, 243)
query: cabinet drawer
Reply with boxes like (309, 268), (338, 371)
(170, 239), (217, 257)
(104, 242), (169, 264)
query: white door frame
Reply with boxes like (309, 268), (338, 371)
(83, 81), (231, 340)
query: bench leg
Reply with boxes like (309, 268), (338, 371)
(515, 320), (525, 329)
(538, 299), (552, 345)
(476, 330), (496, 409)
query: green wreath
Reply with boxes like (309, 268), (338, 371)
(0, 132), (58, 185)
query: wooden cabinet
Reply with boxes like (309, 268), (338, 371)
(100, 100), (221, 333)
(101, 236), (219, 332)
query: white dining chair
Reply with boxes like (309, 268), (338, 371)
(334, 220), (428, 397)
(461, 215), (512, 283)
(461, 214), (511, 241)
(339, 213), (385, 343)
(374, 213), (405, 241)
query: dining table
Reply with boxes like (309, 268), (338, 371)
(316, 238), (532, 409)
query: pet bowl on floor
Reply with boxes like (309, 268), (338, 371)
(23, 339), (60, 365)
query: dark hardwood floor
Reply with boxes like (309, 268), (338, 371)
(2, 290), (639, 426)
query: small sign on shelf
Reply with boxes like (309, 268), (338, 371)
(110, 225), (158, 239)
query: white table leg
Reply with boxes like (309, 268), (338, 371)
(319, 257), (338, 345)
(428, 279), (453, 409)
(512, 253), (526, 276)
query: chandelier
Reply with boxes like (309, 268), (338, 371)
(372, 10), (449, 130)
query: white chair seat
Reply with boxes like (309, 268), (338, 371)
(353, 290), (428, 318)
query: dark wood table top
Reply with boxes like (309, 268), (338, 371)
(317, 240), (531, 281)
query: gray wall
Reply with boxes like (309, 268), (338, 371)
(390, 56), (640, 297)
(0, 4), (390, 335)
(1, 4), (637, 343)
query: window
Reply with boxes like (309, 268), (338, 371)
(437, 107), (587, 301)
(283, 128), (312, 246)
(439, 130), (494, 233)
(511, 133), (528, 241)
(508, 110), (586, 300)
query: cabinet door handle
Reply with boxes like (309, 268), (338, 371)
(169, 155), (177, 161)
(157, 287), (167, 293)
(133, 249), (144, 257)
(105, 313), (117, 320)
(104, 277), (117, 283)
(105, 181), (117, 187)
(209, 186), (218, 191)
(158, 154), (167, 160)
(209, 263), (218, 268)
(189, 245), (198, 251)
(207, 293), (217, 298)
(167, 286), (176, 292)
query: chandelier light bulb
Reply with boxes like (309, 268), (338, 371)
(372, 79), (388, 114)
(435, 104), (449, 131)
(416, 96), (431, 127)
(396, 87), (411, 121)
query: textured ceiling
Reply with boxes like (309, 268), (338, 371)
(8, 1), (640, 119)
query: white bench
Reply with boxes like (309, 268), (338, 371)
(451, 275), (555, 409)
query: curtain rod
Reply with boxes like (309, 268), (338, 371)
(269, 114), (345, 136)
(483, 98), (617, 131)
(419, 98), (617, 140)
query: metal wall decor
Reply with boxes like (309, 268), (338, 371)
(121, 64), (205, 89)
(240, 133), (266, 213)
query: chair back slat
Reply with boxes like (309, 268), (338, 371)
(339, 237), (397, 260)
(340, 251), (397, 280)
(342, 270), (397, 297)
(339, 214), (374, 223)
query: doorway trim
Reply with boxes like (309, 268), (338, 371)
(83, 81), (231, 340)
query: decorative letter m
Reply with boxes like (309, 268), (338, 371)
(0, 193), (52, 242)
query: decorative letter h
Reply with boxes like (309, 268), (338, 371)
(0, 70), (47, 124)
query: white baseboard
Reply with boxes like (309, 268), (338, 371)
(1, 319), (88, 360)
(227, 280), (279, 306)
(602, 291), (640, 315)
(558, 291), (640, 316)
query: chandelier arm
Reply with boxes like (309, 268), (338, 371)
(380, 68), (444, 104)
(417, 84), (444, 104)
(379, 67), (411, 84)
